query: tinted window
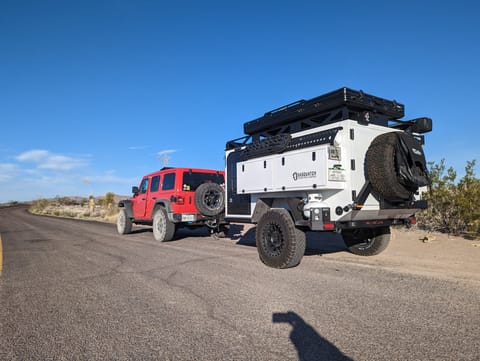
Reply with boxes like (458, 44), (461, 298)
(182, 172), (225, 191)
(151, 175), (160, 192)
(162, 173), (176, 190)
(139, 178), (148, 194)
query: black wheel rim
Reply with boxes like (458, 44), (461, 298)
(203, 189), (220, 210)
(262, 223), (284, 257)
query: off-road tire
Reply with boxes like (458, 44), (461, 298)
(366, 132), (412, 200)
(342, 227), (391, 256)
(194, 183), (225, 217)
(256, 209), (306, 269)
(117, 208), (132, 235)
(153, 207), (175, 242)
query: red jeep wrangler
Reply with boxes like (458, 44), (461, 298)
(117, 167), (227, 241)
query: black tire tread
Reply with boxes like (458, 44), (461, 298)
(153, 207), (175, 242)
(366, 132), (412, 200)
(256, 209), (306, 269)
(117, 208), (132, 235)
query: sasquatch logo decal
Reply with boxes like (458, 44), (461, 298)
(292, 171), (317, 181)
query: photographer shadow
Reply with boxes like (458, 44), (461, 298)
(273, 311), (353, 361)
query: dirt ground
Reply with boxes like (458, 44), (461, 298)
(354, 227), (480, 286)
(233, 224), (480, 286)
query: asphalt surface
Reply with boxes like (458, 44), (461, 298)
(0, 206), (479, 361)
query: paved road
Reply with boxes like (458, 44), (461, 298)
(0, 206), (478, 360)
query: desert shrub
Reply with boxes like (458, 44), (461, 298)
(30, 198), (49, 213)
(104, 192), (115, 207)
(29, 193), (119, 223)
(418, 159), (480, 237)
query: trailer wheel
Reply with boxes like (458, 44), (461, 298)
(342, 227), (390, 256)
(117, 208), (132, 235)
(366, 132), (413, 200)
(256, 209), (306, 268)
(194, 183), (225, 217)
(153, 207), (175, 242)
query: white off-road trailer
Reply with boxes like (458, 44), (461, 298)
(225, 88), (432, 268)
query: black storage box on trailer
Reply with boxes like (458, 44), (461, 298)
(243, 87), (405, 138)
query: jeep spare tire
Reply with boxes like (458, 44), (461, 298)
(194, 183), (225, 217)
(366, 132), (428, 201)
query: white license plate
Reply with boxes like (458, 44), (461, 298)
(181, 214), (196, 222)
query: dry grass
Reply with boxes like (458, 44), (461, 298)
(30, 197), (120, 224)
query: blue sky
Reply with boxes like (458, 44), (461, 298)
(1, 0), (479, 202)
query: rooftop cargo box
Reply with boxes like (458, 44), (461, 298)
(243, 87), (405, 138)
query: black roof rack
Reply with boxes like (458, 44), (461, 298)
(243, 87), (404, 140)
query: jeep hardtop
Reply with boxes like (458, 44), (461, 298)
(225, 87), (432, 268)
(117, 167), (227, 241)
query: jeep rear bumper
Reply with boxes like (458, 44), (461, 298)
(171, 213), (202, 223)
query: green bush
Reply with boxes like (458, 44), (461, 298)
(418, 159), (480, 237)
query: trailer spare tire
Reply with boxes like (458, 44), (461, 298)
(366, 132), (429, 201)
(194, 183), (225, 217)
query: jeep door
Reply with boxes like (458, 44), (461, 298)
(157, 172), (176, 212)
(133, 177), (149, 219)
(146, 175), (161, 217)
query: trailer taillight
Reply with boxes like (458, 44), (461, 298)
(323, 222), (335, 230)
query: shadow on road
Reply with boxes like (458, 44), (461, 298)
(234, 226), (347, 256)
(130, 228), (152, 235)
(273, 311), (353, 361)
(130, 223), (348, 257)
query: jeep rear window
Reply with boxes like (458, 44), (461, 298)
(162, 173), (175, 190)
(182, 172), (224, 191)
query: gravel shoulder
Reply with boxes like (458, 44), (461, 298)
(235, 223), (480, 286)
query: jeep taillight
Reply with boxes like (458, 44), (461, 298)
(170, 195), (185, 204)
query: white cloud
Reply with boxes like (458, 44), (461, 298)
(16, 149), (49, 162)
(0, 163), (18, 182)
(157, 149), (177, 157)
(16, 149), (88, 171)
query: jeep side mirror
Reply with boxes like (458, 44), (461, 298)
(411, 117), (432, 134)
(132, 186), (139, 195)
